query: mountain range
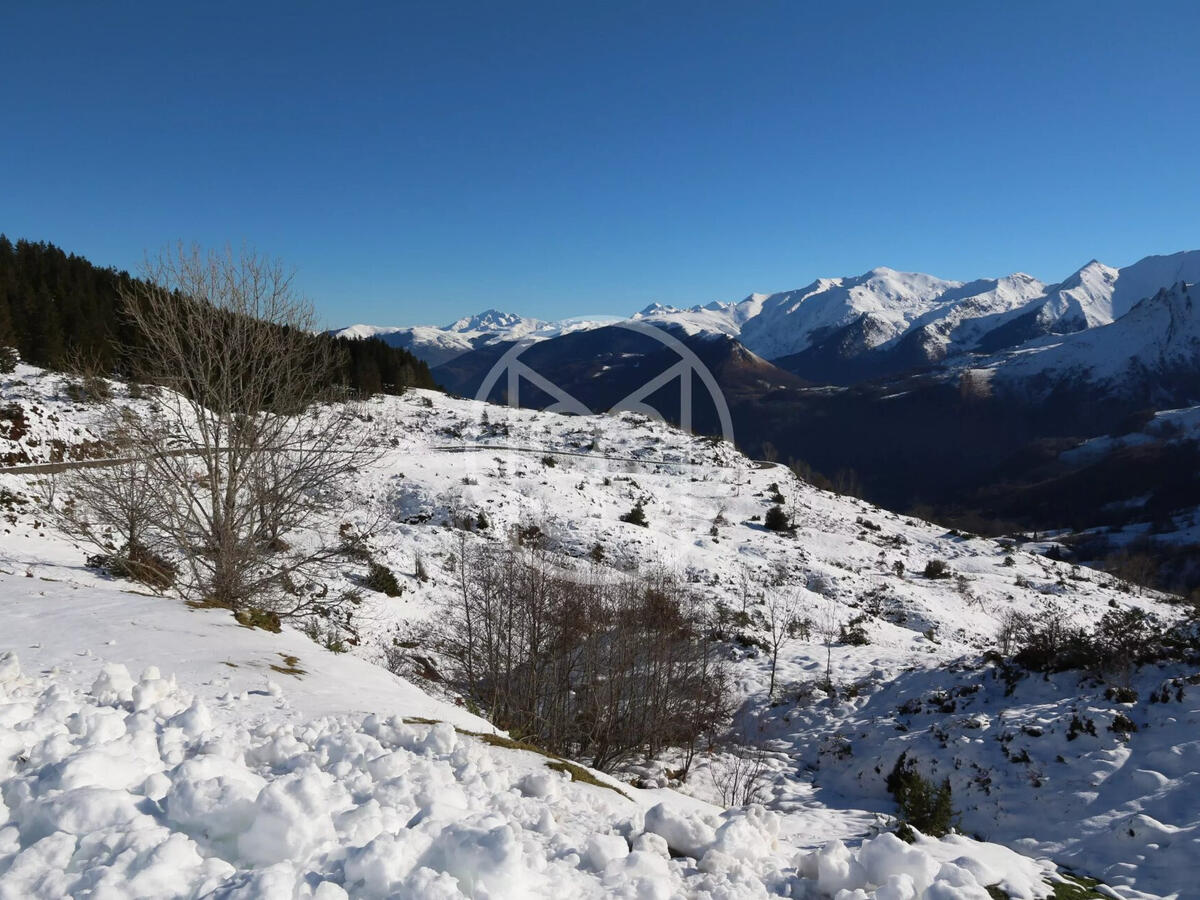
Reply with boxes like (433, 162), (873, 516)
(334, 249), (1200, 389)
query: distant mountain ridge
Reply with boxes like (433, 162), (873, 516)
(331, 310), (615, 368)
(336, 249), (1200, 386)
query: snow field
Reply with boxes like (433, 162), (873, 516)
(0, 651), (1059, 899)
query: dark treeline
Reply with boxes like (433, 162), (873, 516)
(0, 236), (438, 395)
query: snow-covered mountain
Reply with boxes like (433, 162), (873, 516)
(1, 362), (1194, 898)
(986, 281), (1200, 395)
(634, 251), (1200, 383)
(443, 308), (540, 333)
(330, 311), (616, 368)
(344, 250), (1200, 384)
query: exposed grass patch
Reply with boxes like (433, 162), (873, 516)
(463, 730), (629, 798)
(547, 760), (627, 796)
(188, 597), (283, 633)
(987, 874), (1109, 900)
(269, 652), (306, 677)
(1048, 874), (1107, 899)
(465, 730), (554, 756)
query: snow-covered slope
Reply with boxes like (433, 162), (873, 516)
(986, 282), (1200, 392)
(1046, 251), (1200, 330)
(1, 364), (1192, 898)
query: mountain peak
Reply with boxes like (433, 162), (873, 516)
(444, 309), (531, 333)
(637, 302), (679, 317)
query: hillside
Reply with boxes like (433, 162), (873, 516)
(1, 362), (1194, 897)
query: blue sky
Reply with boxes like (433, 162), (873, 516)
(4, 1), (1199, 328)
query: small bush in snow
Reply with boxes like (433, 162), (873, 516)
(838, 614), (870, 646)
(923, 559), (950, 579)
(619, 499), (648, 528)
(1105, 685), (1138, 704)
(63, 375), (111, 404)
(86, 545), (176, 591)
(437, 546), (730, 772)
(764, 505), (790, 531)
(886, 751), (956, 839)
(365, 561), (403, 597)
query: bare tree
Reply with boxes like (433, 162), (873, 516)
(737, 562), (757, 614)
(41, 411), (173, 589)
(762, 588), (802, 699)
(84, 243), (380, 614)
(813, 592), (842, 692)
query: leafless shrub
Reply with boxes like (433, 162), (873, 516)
(40, 412), (173, 590)
(710, 716), (773, 807)
(437, 542), (730, 772)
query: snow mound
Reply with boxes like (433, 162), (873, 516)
(0, 652), (1058, 898)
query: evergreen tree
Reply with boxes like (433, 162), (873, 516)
(0, 236), (438, 396)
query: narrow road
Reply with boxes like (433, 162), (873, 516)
(0, 442), (781, 476)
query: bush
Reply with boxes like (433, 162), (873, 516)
(619, 499), (648, 528)
(923, 559), (951, 579)
(1004, 605), (1171, 678)
(438, 547), (730, 771)
(86, 544), (176, 591)
(365, 560), (403, 597)
(764, 505), (790, 532)
(63, 375), (111, 404)
(541, 454), (557, 467)
(886, 752), (955, 838)
(1109, 712), (1138, 734)
(839, 614), (871, 646)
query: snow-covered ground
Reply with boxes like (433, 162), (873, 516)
(1, 363), (1193, 898)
